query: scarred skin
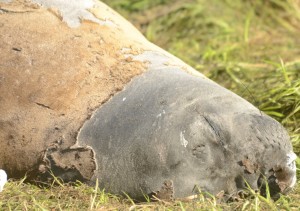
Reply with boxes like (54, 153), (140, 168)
(0, 0), (296, 201)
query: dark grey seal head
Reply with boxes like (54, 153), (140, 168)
(77, 54), (297, 200)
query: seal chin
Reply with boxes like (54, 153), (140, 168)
(281, 152), (297, 193)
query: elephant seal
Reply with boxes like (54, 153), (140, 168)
(0, 0), (296, 200)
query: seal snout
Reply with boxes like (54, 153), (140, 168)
(273, 152), (297, 193)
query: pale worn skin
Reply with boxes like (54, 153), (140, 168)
(0, 0), (147, 181)
(0, 0), (297, 201)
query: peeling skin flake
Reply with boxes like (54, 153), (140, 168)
(180, 131), (188, 148)
(0, 0), (12, 3)
(31, 0), (114, 27)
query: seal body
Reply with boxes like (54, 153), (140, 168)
(0, 0), (296, 200)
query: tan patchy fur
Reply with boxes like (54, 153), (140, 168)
(89, 1), (205, 78)
(0, 1), (145, 178)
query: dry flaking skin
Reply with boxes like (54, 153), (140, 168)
(0, 0), (147, 181)
(0, 0), (202, 183)
(0, 0), (297, 201)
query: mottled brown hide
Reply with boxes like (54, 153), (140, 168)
(0, 0), (145, 179)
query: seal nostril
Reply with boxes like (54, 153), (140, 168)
(192, 144), (206, 159)
(288, 161), (295, 169)
(274, 168), (283, 173)
(234, 175), (246, 189)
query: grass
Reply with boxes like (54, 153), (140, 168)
(1, 0), (300, 210)
(1, 178), (300, 210)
